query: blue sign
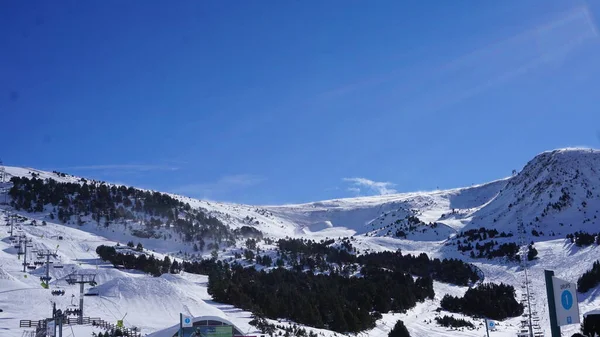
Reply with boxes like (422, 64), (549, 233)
(561, 290), (573, 310)
(489, 321), (495, 328)
(184, 317), (191, 325)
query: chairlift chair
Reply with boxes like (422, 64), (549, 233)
(51, 286), (65, 296)
(84, 286), (99, 296)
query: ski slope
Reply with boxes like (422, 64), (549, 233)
(1, 148), (600, 337)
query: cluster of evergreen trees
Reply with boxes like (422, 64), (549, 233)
(207, 262), (433, 333)
(92, 329), (128, 337)
(440, 283), (523, 320)
(527, 244), (538, 261)
(456, 227), (513, 241)
(454, 228), (520, 261)
(581, 313), (600, 337)
(434, 315), (474, 329)
(577, 260), (600, 293)
(275, 238), (357, 272)
(459, 241), (520, 261)
(95, 241), (481, 333)
(233, 226), (263, 239)
(96, 245), (181, 276)
(96, 245), (221, 276)
(356, 251), (479, 286)
(388, 215), (439, 238)
(249, 315), (319, 337)
(567, 231), (600, 247)
(275, 239), (480, 286)
(9, 176), (236, 246)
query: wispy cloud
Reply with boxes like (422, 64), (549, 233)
(342, 177), (397, 196)
(320, 5), (599, 116)
(60, 164), (179, 172)
(173, 174), (265, 199)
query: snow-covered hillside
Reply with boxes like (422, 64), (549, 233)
(1, 148), (600, 337)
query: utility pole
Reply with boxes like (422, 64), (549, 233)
(65, 273), (97, 324)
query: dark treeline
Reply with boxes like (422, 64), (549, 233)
(454, 228), (520, 261)
(250, 316), (319, 337)
(96, 245), (220, 277)
(434, 315), (474, 329)
(208, 262), (434, 333)
(456, 227), (513, 241)
(440, 283), (523, 320)
(9, 176), (235, 246)
(96, 239), (482, 333)
(578, 260), (600, 293)
(96, 242), (440, 333)
(276, 238), (480, 286)
(458, 241), (520, 262)
(356, 251), (479, 286)
(567, 231), (600, 247)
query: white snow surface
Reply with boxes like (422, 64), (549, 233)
(1, 148), (600, 337)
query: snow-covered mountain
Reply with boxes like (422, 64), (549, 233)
(1, 148), (599, 337)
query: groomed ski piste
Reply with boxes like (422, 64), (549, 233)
(1, 148), (600, 337)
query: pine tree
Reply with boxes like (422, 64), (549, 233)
(162, 256), (172, 275)
(389, 320), (410, 337)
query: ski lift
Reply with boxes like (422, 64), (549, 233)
(51, 287), (65, 296)
(64, 295), (80, 315)
(40, 276), (52, 283)
(65, 307), (81, 316)
(54, 257), (64, 269)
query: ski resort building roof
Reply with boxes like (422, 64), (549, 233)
(145, 315), (249, 337)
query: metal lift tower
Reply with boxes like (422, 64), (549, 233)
(65, 273), (97, 324)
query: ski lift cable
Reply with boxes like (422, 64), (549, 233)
(100, 296), (134, 327)
(98, 297), (120, 321)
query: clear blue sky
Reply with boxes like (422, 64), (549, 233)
(2, 1), (600, 204)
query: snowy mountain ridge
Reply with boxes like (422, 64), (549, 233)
(1, 148), (600, 337)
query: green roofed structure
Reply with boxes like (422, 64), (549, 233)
(145, 315), (253, 337)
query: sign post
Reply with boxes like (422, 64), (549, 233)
(484, 318), (494, 337)
(178, 313), (182, 337)
(545, 270), (581, 337)
(179, 313), (194, 337)
(47, 320), (56, 337)
(552, 276), (580, 326)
